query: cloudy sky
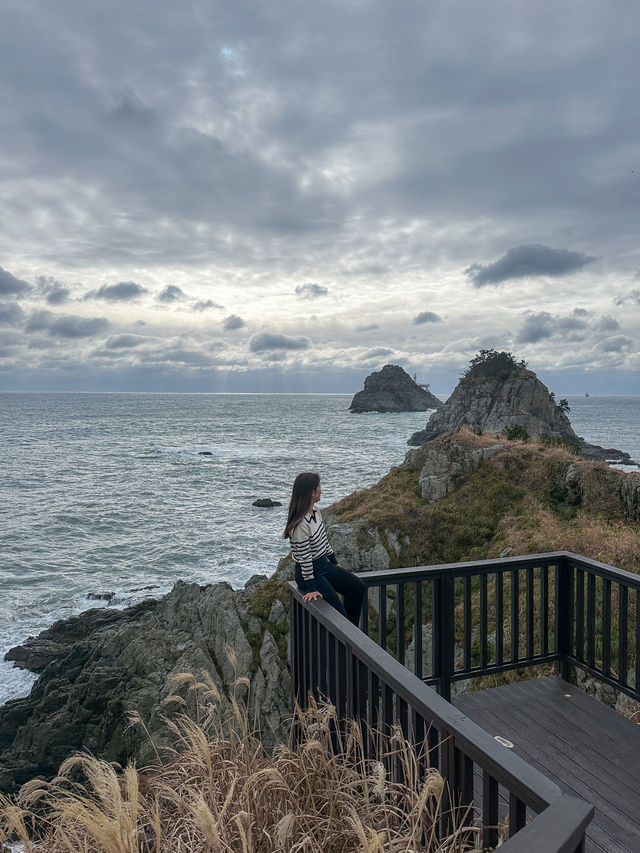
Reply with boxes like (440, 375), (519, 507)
(1, 0), (639, 395)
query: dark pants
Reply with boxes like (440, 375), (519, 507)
(295, 558), (366, 626)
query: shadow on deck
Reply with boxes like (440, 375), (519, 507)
(455, 676), (640, 853)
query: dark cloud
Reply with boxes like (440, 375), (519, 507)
(25, 309), (54, 332)
(466, 245), (596, 287)
(105, 334), (147, 349)
(295, 283), (329, 299)
(599, 336), (634, 353)
(0, 266), (31, 297)
(356, 323), (379, 332)
(223, 314), (245, 330)
(614, 290), (640, 306)
(35, 275), (71, 305)
(516, 309), (618, 344)
(193, 299), (222, 311)
(595, 316), (620, 332)
(49, 315), (111, 338)
(0, 302), (25, 326)
(111, 88), (156, 128)
(364, 347), (394, 359)
(249, 332), (310, 352)
(412, 311), (442, 325)
(86, 282), (148, 302)
(26, 309), (109, 338)
(157, 285), (186, 303)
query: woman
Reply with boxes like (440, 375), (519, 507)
(284, 472), (365, 626)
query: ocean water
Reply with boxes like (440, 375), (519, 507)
(1, 392), (638, 705)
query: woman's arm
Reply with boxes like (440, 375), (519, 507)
(290, 520), (318, 593)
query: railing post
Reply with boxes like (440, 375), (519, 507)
(556, 557), (571, 681)
(434, 572), (454, 702)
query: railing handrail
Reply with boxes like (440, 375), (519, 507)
(290, 584), (562, 811)
(360, 550), (640, 591)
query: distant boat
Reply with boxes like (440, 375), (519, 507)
(585, 392), (590, 397)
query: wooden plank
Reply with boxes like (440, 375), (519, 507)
(522, 678), (640, 783)
(465, 682), (640, 818)
(456, 696), (635, 853)
(455, 678), (640, 853)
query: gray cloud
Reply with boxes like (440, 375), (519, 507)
(0, 266), (31, 297)
(49, 315), (111, 338)
(0, 302), (25, 326)
(295, 282), (329, 299)
(111, 88), (156, 128)
(26, 309), (109, 338)
(516, 308), (620, 344)
(193, 299), (222, 311)
(363, 347), (394, 359)
(466, 245), (596, 287)
(25, 310), (54, 332)
(36, 275), (71, 305)
(614, 290), (640, 306)
(249, 332), (310, 352)
(412, 311), (442, 325)
(595, 315), (620, 332)
(356, 323), (379, 332)
(598, 335), (634, 353)
(157, 285), (186, 303)
(223, 314), (245, 330)
(105, 334), (147, 349)
(86, 282), (148, 302)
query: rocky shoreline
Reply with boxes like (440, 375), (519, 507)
(0, 573), (292, 792)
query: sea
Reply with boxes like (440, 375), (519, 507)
(1, 392), (639, 706)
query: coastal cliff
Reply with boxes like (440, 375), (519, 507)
(350, 364), (442, 412)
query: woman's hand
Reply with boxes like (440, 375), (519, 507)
(303, 591), (323, 603)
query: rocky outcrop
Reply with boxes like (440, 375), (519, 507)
(408, 351), (632, 464)
(350, 364), (442, 413)
(405, 435), (505, 502)
(0, 573), (291, 792)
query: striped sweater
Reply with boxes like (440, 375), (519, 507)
(290, 509), (335, 591)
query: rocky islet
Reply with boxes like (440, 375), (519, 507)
(349, 364), (443, 413)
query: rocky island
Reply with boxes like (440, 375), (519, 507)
(1, 350), (639, 794)
(408, 349), (634, 464)
(349, 364), (442, 412)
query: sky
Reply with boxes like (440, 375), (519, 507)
(1, 0), (639, 396)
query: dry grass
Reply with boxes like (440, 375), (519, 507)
(0, 677), (482, 853)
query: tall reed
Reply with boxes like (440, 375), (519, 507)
(0, 668), (482, 852)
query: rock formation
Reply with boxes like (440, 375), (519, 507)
(349, 364), (442, 413)
(408, 350), (633, 464)
(0, 573), (291, 792)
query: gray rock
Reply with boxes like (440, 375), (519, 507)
(87, 591), (115, 602)
(408, 353), (633, 465)
(0, 575), (291, 793)
(406, 437), (505, 502)
(252, 498), (282, 507)
(350, 364), (442, 413)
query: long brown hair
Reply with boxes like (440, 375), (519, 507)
(283, 472), (320, 539)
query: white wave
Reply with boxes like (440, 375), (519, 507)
(0, 658), (38, 706)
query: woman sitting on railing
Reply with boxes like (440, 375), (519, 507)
(284, 472), (365, 626)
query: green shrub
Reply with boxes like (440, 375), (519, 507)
(503, 425), (531, 442)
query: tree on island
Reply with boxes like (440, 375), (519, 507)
(462, 349), (528, 382)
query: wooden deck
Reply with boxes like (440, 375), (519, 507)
(453, 676), (640, 853)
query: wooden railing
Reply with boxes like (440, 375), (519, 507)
(290, 550), (640, 852)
